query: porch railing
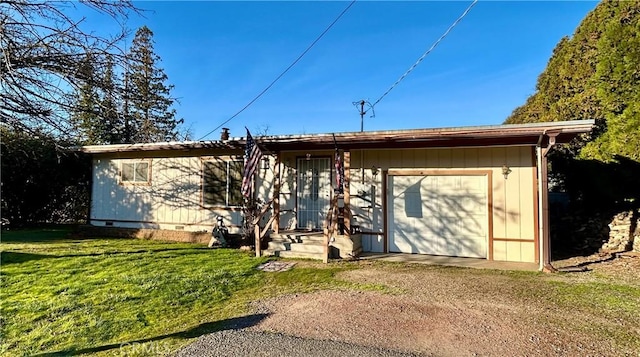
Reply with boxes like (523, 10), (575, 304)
(322, 195), (341, 263)
(252, 199), (274, 257)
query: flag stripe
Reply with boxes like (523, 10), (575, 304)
(335, 148), (344, 194)
(241, 129), (263, 198)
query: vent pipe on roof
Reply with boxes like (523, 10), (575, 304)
(221, 128), (230, 140)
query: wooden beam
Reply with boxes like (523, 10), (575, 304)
(251, 199), (273, 225)
(540, 146), (555, 272)
(273, 152), (281, 234)
(255, 223), (261, 257)
(261, 215), (277, 239)
(343, 150), (351, 237)
(382, 169), (388, 253)
(251, 199), (273, 258)
(323, 195), (338, 264)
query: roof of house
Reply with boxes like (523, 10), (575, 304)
(79, 119), (596, 154)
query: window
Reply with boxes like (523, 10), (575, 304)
(121, 161), (150, 184)
(203, 159), (243, 206)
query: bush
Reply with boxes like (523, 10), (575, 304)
(1, 128), (90, 226)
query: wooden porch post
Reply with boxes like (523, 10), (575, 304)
(344, 150), (351, 237)
(273, 152), (280, 234)
(540, 133), (558, 272)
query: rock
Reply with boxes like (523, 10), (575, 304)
(601, 210), (639, 253)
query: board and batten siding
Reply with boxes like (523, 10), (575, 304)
(90, 152), (276, 233)
(348, 146), (537, 263)
(91, 146), (537, 263)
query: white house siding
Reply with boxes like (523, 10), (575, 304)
(90, 151), (276, 233)
(348, 146), (537, 263)
(90, 146), (536, 263)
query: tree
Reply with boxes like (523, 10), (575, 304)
(0, 0), (139, 137)
(0, 127), (91, 226)
(581, 2), (640, 161)
(125, 26), (183, 143)
(504, 1), (640, 256)
(100, 56), (125, 144)
(70, 54), (103, 144)
(505, 0), (640, 162)
(70, 54), (126, 145)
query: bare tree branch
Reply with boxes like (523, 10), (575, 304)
(0, 0), (140, 137)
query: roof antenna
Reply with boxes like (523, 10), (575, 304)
(352, 100), (375, 132)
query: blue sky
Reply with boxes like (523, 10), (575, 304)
(85, 1), (598, 139)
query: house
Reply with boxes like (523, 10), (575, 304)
(80, 120), (595, 271)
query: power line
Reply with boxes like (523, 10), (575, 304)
(368, 0), (478, 111)
(199, 0), (357, 141)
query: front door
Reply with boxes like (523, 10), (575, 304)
(296, 157), (331, 230)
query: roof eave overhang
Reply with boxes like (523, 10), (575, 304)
(78, 139), (245, 154)
(260, 120), (595, 151)
(261, 133), (571, 151)
(78, 120), (595, 155)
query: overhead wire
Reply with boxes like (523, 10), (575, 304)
(198, 0), (357, 141)
(368, 0), (478, 112)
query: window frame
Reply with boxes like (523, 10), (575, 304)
(119, 160), (152, 185)
(201, 157), (244, 208)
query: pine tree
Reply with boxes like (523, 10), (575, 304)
(126, 26), (183, 143)
(70, 54), (104, 145)
(100, 56), (124, 144)
(71, 55), (128, 145)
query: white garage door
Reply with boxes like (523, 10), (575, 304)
(388, 174), (488, 258)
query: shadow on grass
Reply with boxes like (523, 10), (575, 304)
(33, 313), (270, 357)
(1, 228), (82, 243)
(0, 247), (216, 264)
(0, 251), (56, 264)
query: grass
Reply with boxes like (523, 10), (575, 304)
(0, 228), (368, 356)
(2, 228), (639, 355)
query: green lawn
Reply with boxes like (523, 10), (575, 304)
(0, 228), (361, 356)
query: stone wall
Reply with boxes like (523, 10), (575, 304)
(601, 210), (639, 253)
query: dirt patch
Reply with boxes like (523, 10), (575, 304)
(250, 263), (635, 356)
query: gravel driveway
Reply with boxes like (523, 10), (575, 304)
(177, 259), (639, 357)
(175, 330), (421, 357)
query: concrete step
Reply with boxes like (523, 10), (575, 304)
(267, 241), (291, 251)
(288, 242), (324, 254)
(269, 235), (298, 243)
(270, 231), (325, 243)
(266, 249), (324, 260)
(299, 235), (326, 244)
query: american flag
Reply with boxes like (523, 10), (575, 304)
(241, 128), (263, 198)
(335, 148), (344, 194)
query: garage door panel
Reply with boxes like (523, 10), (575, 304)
(388, 174), (488, 258)
(459, 216), (485, 236)
(389, 225), (413, 253)
(458, 236), (486, 257)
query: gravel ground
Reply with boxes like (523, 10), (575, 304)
(175, 330), (421, 357)
(177, 255), (639, 357)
